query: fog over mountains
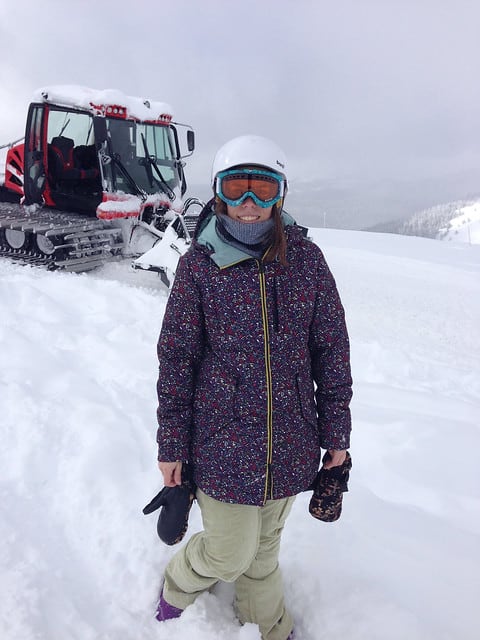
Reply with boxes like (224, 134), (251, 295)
(188, 169), (480, 233)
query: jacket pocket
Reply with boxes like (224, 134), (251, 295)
(193, 369), (238, 453)
(295, 372), (318, 429)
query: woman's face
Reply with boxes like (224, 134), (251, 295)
(226, 197), (273, 223)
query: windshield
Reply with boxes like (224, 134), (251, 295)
(104, 118), (180, 196)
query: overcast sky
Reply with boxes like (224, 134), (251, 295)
(1, 0), (479, 189)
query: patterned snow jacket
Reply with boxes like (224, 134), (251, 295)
(156, 203), (352, 506)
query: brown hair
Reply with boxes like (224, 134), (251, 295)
(214, 197), (288, 266)
(264, 202), (288, 266)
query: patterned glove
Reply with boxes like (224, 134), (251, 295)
(309, 451), (352, 522)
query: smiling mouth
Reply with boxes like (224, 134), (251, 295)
(237, 215), (260, 222)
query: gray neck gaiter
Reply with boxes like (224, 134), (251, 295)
(217, 213), (274, 246)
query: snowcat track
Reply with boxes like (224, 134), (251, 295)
(0, 202), (124, 272)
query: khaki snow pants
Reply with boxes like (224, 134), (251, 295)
(163, 488), (296, 640)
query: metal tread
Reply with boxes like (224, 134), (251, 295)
(0, 248), (54, 267)
(0, 202), (124, 271)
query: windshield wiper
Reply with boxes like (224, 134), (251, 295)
(112, 153), (146, 200)
(140, 133), (176, 201)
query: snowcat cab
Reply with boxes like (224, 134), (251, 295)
(0, 86), (202, 284)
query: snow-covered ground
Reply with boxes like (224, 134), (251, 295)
(1, 228), (479, 640)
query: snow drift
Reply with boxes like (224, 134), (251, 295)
(1, 228), (479, 640)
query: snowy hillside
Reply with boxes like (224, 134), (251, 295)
(1, 229), (479, 640)
(399, 198), (480, 243)
(438, 201), (480, 244)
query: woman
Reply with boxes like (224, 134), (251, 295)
(155, 135), (352, 640)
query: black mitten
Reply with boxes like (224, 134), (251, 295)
(309, 452), (352, 522)
(143, 464), (196, 545)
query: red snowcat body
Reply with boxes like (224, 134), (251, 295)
(0, 86), (201, 282)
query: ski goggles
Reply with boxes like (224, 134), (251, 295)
(215, 168), (285, 208)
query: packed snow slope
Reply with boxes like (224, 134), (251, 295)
(1, 228), (479, 640)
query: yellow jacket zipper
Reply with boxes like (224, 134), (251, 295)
(258, 260), (274, 503)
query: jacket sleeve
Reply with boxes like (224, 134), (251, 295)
(156, 253), (205, 462)
(308, 252), (352, 450)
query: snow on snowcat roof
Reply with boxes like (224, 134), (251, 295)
(32, 85), (174, 124)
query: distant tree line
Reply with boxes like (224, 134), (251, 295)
(399, 200), (475, 238)
(366, 199), (478, 238)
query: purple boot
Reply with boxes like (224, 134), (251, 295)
(155, 589), (183, 622)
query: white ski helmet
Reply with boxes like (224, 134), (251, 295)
(211, 135), (288, 188)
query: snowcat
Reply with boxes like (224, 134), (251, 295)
(0, 86), (203, 286)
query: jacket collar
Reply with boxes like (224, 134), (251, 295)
(194, 200), (298, 269)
